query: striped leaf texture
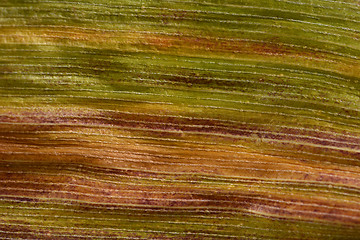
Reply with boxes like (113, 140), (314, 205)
(0, 0), (360, 239)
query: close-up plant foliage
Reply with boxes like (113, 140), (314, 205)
(0, 0), (359, 239)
